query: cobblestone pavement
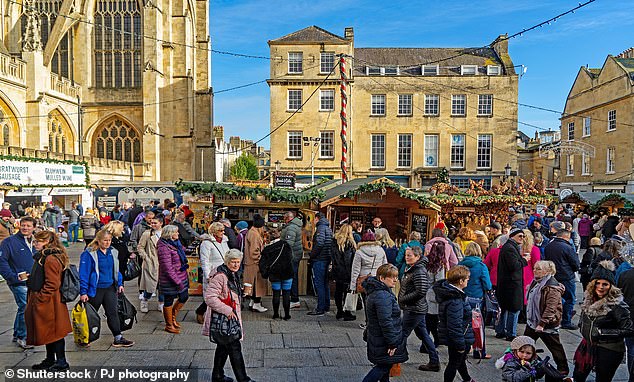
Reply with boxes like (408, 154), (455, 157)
(0, 242), (629, 381)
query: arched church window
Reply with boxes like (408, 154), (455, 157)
(94, 119), (142, 162)
(26, 0), (72, 79)
(94, 0), (142, 88)
(47, 112), (73, 154)
(2, 125), (9, 146)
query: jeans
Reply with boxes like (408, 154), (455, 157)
(311, 260), (330, 312)
(561, 278), (576, 326)
(573, 346), (623, 382)
(9, 285), (27, 340)
(445, 346), (471, 382)
(495, 309), (520, 338)
(291, 258), (300, 303)
(401, 310), (439, 364)
(212, 339), (250, 382)
(626, 337), (634, 382)
(362, 363), (391, 382)
(88, 285), (121, 337)
(466, 296), (487, 358)
(68, 222), (80, 242)
(524, 325), (569, 377)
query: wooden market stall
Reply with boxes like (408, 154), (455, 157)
(318, 178), (441, 243)
(561, 192), (634, 214)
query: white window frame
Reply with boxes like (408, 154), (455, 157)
(567, 122), (575, 141)
(397, 94), (413, 116)
(320, 52), (335, 74)
(371, 134), (386, 168)
(608, 110), (616, 131)
(487, 65), (501, 76)
(384, 66), (399, 75)
(450, 134), (465, 169)
(566, 155), (574, 176)
(461, 65), (478, 75)
(288, 52), (303, 74)
(581, 152), (591, 176)
(477, 134), (492, 169)
(452, 94), (466, 116)
(424, 134), (439, 167)
(424, 94), (439, 116)
(477, 94), (493, 116)
(607, 147), (615, 174)
(319, 89), (335, 111)
(422, 65), (439, 76)
(287, 89), (303, 111)
(319, 131), (335, 159)
(366, 66), (381, 75)
(287, 131), (303, 159)
(371, 94), (386, 116)
(397, 134), (412, 168)
(583, 117), (591, 137)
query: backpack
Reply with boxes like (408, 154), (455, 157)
(60, 264), (81, 303)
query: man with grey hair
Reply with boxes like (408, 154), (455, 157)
(171, 211), (200, 247)
(219, 218), (238, 249)
(281, 211), (303, 308)
(543, 229), (580, 330)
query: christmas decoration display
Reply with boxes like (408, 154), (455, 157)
(0, 154), (90, 187)
(175, 180), (324, 204)
(339, 179), (435, 208)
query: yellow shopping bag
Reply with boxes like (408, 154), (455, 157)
(72, 302), (101, 344)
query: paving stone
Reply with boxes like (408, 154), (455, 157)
(242, 334), (284, 349)
(242, 320), (272, 334)
(296, 366), (370, 382)
(0, 352), (27, 368)
(320, 347), (370, 366)
(271, 320), (321, 334)
(264, 348), (322, 368)
(102, 350), (195, 367)
(112, 333), (173, 351)
(346, 331), (367, 348)
(196, 367), (297, 382)
(283, 333), (353, 348)
(169, 334), (216, 350)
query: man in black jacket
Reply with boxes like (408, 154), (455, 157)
(543, 229), (580, 329)
(617, 267), (634, 382)
(496, 228), (528, 341)
(219, 218), (238, 249)
(307, 212), (332, 316)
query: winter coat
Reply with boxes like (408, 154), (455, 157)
(156, 239), (189, 295)
(618, 269), (634, 322)
(363, 276), (409, 365)
(310, 219), (333, 262)
(497, 239), (528, 311)
(580, 245), (602, 285)
(484, 247), (500, 287)
(43, 207), (59, 228)
(281, 217), (304, 261)
(396, 239), (421, 277)
(236, 228), (248, 252)
(459, 255), (492, 299)
(111, 233), (130, 275)
(243, 227), (267, 297)
(25, 249), (72, 346)
(501, 356), (544, 382)
(172, 221), (199, 248)
(199, 234), (230, 288)
(398, 257), (430, 314)
(349, 242), (387, 291)
(602, 216), (620, 239)
(522, 246), (541, 304)
(424, 236), (459, 270)
(434, 280), (475, 351)
(260, 239), (294, 282)
(454, 237), (473, 254)
(0, 232), (36, 286)
(579, 288), (634, 352)
(130, 220), (151, 252)
(137, 229), (160, 294)
(526, 276), (564, 331)
(202, 266), (243, 339)
(0, 220), (12, 243)
(79, 247), (123, 297)
(543, 238), (579, 282)
(331, 241), (355, 283)
(578, 218), (594, 237)
(80, 213), (100, 240)
(224, 226), (239, 250)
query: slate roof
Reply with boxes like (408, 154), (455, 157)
(270, 26), (348, 44)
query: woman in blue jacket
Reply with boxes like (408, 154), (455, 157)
(459, 242), (492, 360)
(79, 229), (134, 348)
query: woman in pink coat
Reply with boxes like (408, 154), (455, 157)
(521, 230), (541, 305)
(202, 248), (253, 382)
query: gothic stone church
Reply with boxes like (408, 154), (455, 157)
(0, 0), (213, 182)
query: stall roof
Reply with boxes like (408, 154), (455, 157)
(567, 192), (634, 207)
(319, 177), (441, 211)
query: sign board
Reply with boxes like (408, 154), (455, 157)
(356, 193), (383, 204)
(6, 187), (51, 196)
(559, 188), (573, 200)
(411, 213), (429, 242)
(274, 173), (295, 188)
(98, 196), (117, 210)
(50, 187), (87, 195)
(454, 207), (476, 213)
(0, 159), (87, 185)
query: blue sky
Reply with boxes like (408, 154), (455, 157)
(210, 0), (632, 148)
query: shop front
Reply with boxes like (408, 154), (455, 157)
(92, 183), (183, 211)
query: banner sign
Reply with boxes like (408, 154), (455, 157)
(0, 159), (87, 186)
(274, 172), (295, 189)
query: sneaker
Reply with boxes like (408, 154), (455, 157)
(16, 338), (34, 349)
(32, 358), (55, 370)
(48, 361), (70, 372)
(306, 310), (325, 316)
(112, 337), (135, 348)
(418, 363), (440, 372)
(140, 299), (149, 313)
(290, 301), (301, 309)
(251, 303), (268, 313)
(12, 336), (17, 343)
(139, 292), (144, 300)
(359, 323), (367, 330)
(495, 333), (506, 339)
(158, 303), (164, 312)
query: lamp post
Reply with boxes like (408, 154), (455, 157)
(274, 160), (281, 172)
(503, 163), (512, 182)
(303, 136), (321, 185)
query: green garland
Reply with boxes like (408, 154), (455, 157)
(430, 193), (556, 207)
(0, 154), (90, 187)
(175, 180), (324, 204)
(339, 180), (434, 207)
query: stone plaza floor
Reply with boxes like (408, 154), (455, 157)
(0, 242), (629, 381)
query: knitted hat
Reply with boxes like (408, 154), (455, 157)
(434, 222), (446, 231)
(591, 260), (616, 285)
(509, 228), (524, 238)
(236, 221), (248, 231)
(0, 209), (12, 218)
(253, 214), (265, 228)
(487, 221), (502, 230)
(361, 229), (376, 242)
(511, 336), (536, 351)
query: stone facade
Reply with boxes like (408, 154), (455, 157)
(268, 26), (518, 188)
(0, 0), (212, 182)
(560, 50), (634, 193)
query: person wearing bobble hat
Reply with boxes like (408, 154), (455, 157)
(573, 260), (634, 382)
(243, 214), (268, 313)
(496, 228), (528, 341)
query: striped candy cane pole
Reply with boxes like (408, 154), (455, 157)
(339, 54), (348, 182)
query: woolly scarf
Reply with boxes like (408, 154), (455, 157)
(527, 275), (551, 329)
(217, 263), (242, 297)
(162, 238), (189, 271)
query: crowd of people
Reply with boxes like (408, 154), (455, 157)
(3, 198), (634, 382)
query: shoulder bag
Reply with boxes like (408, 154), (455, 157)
(209, 286), (242, 345)
(356, 254), (377, 294)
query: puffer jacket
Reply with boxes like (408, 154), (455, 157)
(459, 255), (492, 299)
(281, 217), (304, 261)
(526, 275), (564, 331)
(363, 276), (408, 365)
(433, 280), (474, 351)
(157, 239), (189, 295)
(579, 288), (634, 352)
(349, 242), (387, 291)
(398, 257), (430, 314)
(310, 219), (333, 262)
(501, 355), (544, 382)
(331, 241), (355, 283)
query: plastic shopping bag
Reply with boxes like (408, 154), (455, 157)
(72, 301), (101, 344)
(343, 292), (359, 312)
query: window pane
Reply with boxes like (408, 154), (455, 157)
(371, 95), (385, 115)
(371, 135), (385, 167)
(398, 94), (412, 115)
(451, 134), (465, 168)
(477, 135), (492, 168)
(398, 134), (412, 167)
(452, 95), (466, 116)
(425, 94), (439, 115)
(288, 132), (302, 158)
(288, 90), (302, 110)
(424, 135), (438, 167)
(478, 94), (492, 116)
(320, 90), (334, 111)
(568, 122), (575, 140)
(320, 131), (334, 158)
(320, 52), (335, 73)
(288, 52), (303, 73)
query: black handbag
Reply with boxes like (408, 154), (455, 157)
(209, 291), (241, 345)
(123, 258), (141, 281)
(535, 355), (567, 380)
(117, 293), (137, 331)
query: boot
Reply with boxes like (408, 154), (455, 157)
(272, 290), (281, 319)
(163, 306), (180, 334)
(282, 290), (291, 320)
(251, 302), (268, 313)
(343, 311), (356, 321)
(172, 301), (185, 329)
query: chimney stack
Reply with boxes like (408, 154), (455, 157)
(344, 27), (354, 40)
(617, 47), (634, 59)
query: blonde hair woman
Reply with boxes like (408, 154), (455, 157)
(521, 229), (541, 307)
(196, 221), (230, 323)
(332, 224), (357, 321)
(454, 227), (475, 254)
(103, 220), (131, 277)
